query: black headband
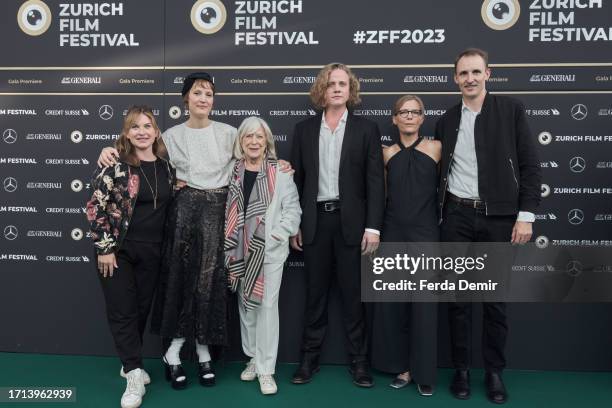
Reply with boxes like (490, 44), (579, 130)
(181, 72), (214, 97)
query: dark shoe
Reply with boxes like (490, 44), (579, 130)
(450, 369), (470, 400)
(291, 360), (320, 384)
(485, 372), (507, 404)
(348, 360), (374, 388)
(389, 376), (411, 389)
(417, 384), (435, 396)
(163, 356), (187, 390)
(198, 361), (216, 387)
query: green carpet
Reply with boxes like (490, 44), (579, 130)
(0, 352), (609, 407)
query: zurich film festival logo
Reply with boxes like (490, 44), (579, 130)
(191, 0), (227, 34)
(481, 0), (520, 30)
(18, 0), (51, 36)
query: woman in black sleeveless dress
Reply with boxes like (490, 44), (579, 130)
(370, 95), (441, 396)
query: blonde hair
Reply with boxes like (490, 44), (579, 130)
(115, 105), (166, 167)
(309, 63), (361, 110)
(233, 116), (277, 160)
(393, 95), (426, 115)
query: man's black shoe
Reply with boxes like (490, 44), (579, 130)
(485, 372), (507, 404)
(450, 369), (470, 400)
(348, 360), (374, 388)
(291, 361), (320, 384)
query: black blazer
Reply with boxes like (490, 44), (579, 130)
(435, 93), (541, 216)
(290, 112), (385, 246)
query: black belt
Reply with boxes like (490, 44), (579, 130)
(447, 192), (486, 210)
(317, 200), (340, 212)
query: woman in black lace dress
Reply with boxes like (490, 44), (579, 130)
(370, 95), (441, 396)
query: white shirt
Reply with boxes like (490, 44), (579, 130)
(162, 121), (237, 190)
(448, 100), (534, 223)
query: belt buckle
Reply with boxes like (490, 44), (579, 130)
(324, 202), (334, 212)
(473, 200), (478, 209)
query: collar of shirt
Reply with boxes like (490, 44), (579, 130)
(321, 108), (348, 131)
(461, 100), (481, 115)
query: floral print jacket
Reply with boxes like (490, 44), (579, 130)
(86, 159), (174, 255)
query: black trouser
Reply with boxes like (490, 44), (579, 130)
(301, 210), (368, 363)
(98, 239), (161, 372)
(440, 200), (515, 373)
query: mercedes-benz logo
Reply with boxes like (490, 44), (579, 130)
(3, 177), (17, 193)
(569, 156), (586, 173)
(570, 104), (588, 121)
(541, 184), (551, 198)
(99, 105), (114, 120)
(3, 129), (17, 144)
(566, 260), (582, 277)
(535, 235), (549, 249)
(568, 209), (584, 225)
(3, 225), (18, 240)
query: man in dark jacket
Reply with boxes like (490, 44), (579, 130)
(289, 63), (385, 388)
(435, 48), (541, 404)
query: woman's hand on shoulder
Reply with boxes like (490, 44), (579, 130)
(97, 147), (120, 167)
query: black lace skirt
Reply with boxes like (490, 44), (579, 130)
(151, 186), (229, 346)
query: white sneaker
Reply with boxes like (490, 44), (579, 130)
(240, 358), (257, 381)
(121, 368), (146, 408)
(258, 374), (277, 395)
(120, 367), (151, 385)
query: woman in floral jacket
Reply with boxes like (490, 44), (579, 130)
(86, 105), (174, 408)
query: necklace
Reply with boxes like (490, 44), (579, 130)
(139, 160), (158, 209)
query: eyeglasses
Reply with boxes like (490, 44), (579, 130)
(395, 109), (423, 118)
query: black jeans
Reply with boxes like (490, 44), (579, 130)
(441, 200), (515, 373)
(301, 210), (368, 364)
(98, 240), (161, 372)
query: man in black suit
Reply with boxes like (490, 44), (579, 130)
(289, 63), (385, 387)
(436, 48), (541, 404)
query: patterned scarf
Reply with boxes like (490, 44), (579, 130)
(224, 158), (277, 310)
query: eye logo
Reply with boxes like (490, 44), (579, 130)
(71, 130), (83, 144)
(71, 228), (84, 241)
(481, 0), (520, 31)
(169, 106), (182, 120)
(540, 184), (551, 198)
(535, 235), (549, 249)
(191, 0), (227, 34)
(18, 0), (51, 36)
(71, 179), (84, 192)
(538, 131), (552, 146)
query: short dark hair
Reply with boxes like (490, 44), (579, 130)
(454, 48), (489, 72)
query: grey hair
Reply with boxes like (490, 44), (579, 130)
(233, 116), (277, 160)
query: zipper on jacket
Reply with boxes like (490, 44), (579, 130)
(439, 152), (454, 223)
(508, 158), (519, 190)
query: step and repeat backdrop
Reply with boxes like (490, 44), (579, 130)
(1, 0), (611, 369)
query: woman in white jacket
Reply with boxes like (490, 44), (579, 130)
(224, 116), (301, 395)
